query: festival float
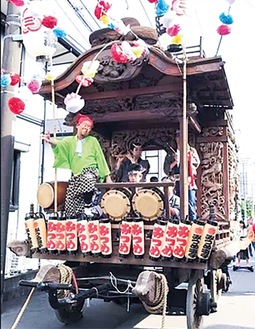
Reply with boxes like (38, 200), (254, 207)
(6, 0), (251, 328)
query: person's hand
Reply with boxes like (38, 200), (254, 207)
(105, 175), (113, 183)
(41, 132), (56, 147)
(126, 152), (135, 163)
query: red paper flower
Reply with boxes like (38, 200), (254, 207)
(217, 24), (231, 36)
(42, 16), (58, 29)
(75, 75), (93, 87)
(8, 97), (25, 115)
(94, 1), (111, 19)
(148, 0), (158, 3)
(10, 73), (21, 86)
(110, 43), (129, 64)
(8, 0), (25, 6)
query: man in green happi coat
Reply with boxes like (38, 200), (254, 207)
(43, 114), (112, 217)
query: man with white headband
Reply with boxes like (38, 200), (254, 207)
(43, 113), (112, 217)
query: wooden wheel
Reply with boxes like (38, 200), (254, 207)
(55, 298), (85, 324)
(186, 277), (204, 329)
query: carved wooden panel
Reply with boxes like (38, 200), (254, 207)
(227, 127), (240, 221)
(199, 138), (225, 221)
(110, 127), (176, 157)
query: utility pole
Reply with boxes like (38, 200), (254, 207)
(1, 3), (22, 307)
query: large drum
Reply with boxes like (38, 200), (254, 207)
(37, 181), (69, 212)
(132, 187), (165, 221)
(100, 188), (132, 221)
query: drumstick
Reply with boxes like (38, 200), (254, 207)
(169, 146), (177, 154)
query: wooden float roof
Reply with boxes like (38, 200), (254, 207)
(39, 30), (234, 134)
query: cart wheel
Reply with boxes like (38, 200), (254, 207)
(55, 298), (85, 324)
(186, 278), (204, 329)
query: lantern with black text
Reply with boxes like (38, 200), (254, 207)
(21, 1), (57, 61)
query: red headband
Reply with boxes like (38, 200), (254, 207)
(76, 114), (94, 127)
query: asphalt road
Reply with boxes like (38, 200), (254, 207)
(1, 258), (255, 329)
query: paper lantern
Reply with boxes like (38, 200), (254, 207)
(21, 1), (58, 61)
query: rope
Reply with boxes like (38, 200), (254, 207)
(109, 272), (135, 294)
(141, 272), (169, 329)
(10, 287), (36, 329)
(57, 264), (74, 298)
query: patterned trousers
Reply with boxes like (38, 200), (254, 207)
(65, 167), (99, 217)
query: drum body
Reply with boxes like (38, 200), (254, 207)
(132, 187), (165, 221)
(37, 181), (69, 212)
(100, 188), (132, 221)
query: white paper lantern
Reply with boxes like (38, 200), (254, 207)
(21, 1), (57, 61)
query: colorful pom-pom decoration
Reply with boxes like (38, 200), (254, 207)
(53, 28), (67, 38)
(8, 97), (25, 115)
(166, 24), (181, 37)
(110, 42), (134, 64)
(217, 24), (231, 36)
(10, 73), (21, 86)
(64, 93), (85, 113)
(8, 0), (25, 7)
(45, 73), (55, 81)
(41, 16), (58, 29)
(81, 61), (100, 79)
(155, 0), (170, 16)
(1, 74), (12, 88)
(75, 75), (93, 87)
(219, 13), (233, 25)
(94, 1), (111, 20)
(27, 78), (42, 93)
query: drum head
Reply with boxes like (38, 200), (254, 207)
(37, 183), (54, 209)
(101, 189), (131, 221)
(132, 188), (164, 221)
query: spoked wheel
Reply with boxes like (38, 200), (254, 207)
(55, 298), (85, 324)
(186, 277), (204, 329)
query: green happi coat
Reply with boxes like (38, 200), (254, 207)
(52, 135), (110, 182)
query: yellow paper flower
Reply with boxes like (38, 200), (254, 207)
(171, 34), (183, 45)
(81, 60), (100, 79)
(100, 14), (110, 25)
(45, 73), (55, 81)
(132, 46), (144, 58)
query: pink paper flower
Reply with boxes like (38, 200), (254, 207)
(75, 75), (93, 87)
(8, 0), (25, 7)
(217, 24), (231, 36)
(27, 78), (42, 93)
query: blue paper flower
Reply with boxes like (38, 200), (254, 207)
(219, 13), (234, 25)
(155, 0), (170, 16)
(1, 74), (11, 88)
(53, 27), (67, 38)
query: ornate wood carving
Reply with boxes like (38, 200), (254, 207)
(110, 127), (176, 162)
(227, 127), (240, 221)
(94, 55), (146, 83)
(199, 140), (225, 221)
